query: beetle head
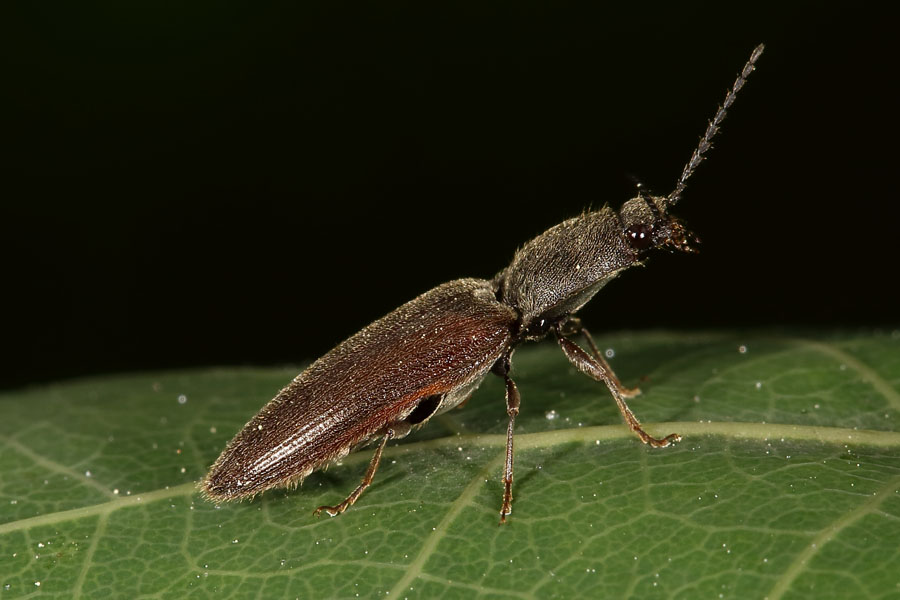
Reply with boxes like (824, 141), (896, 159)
(617, 193), (699, 255)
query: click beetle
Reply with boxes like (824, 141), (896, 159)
(202, 44), (764, 522)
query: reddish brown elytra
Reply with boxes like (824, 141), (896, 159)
(201, 44), (764, 522)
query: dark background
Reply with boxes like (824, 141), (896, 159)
(2, 2), (897, 390)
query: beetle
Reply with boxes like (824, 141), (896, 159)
(202, 44), (764, 522)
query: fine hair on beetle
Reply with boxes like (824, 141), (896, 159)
(202, 44), (765, 523)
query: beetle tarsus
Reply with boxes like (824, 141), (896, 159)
(619, 385), (642, 399)
(313, 429), (393, 518)
(635, 430), (682, 448)
(313, 505), (341, 518)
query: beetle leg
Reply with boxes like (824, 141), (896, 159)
(499, 368), (520, 524)
(556, 336), (680, 448)
(561, 319), (640, 398)
(314, 429), (393, 517)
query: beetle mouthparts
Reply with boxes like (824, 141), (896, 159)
(664, 220), (700, 254)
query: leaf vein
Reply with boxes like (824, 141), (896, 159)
(72, 512), (107, 600)
(387, 450), (507, 597)
(766, 472), (900, 599)
(2, 437), (117, 500)
(794, 338), (900, 412)
(415, 571), (536, 599)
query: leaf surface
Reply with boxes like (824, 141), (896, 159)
(2, 332), (899, 599)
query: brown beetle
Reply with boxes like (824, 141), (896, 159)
(202, 44), (764, 522)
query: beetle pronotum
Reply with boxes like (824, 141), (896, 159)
(202, 44), (764, 522)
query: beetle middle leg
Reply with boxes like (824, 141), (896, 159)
(314, 429), (393, 517)
(559, 318), (640, 398)
(556, 327), (680, 448)
(494, 352), (521, 524)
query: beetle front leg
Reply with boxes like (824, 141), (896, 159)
(560, 318), (641, 398)
(314, 429), (393, 517)
(556, 334), (680, 448)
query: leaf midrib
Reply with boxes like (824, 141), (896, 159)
(2, 420), (898, 538)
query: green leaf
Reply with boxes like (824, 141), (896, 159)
(2, 332), (899, 599)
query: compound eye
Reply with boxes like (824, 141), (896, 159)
(625, 223), (654, 250)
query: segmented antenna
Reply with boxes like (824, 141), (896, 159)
(666, 43), (765, 207)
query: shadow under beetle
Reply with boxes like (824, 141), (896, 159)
(202, 44), (765, 522)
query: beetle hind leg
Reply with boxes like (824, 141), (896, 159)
(314, 429), (393, 517)
(556, 333), (680, 448)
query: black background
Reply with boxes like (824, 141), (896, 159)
(2, 2), (897, 390)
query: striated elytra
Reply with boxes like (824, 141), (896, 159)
(202, 44), (764, 523)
